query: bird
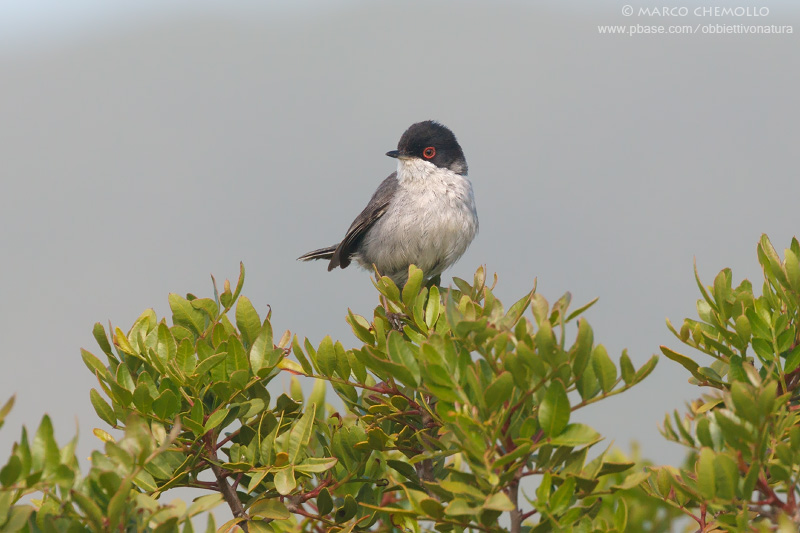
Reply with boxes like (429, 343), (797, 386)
(298, 120), (478, 287)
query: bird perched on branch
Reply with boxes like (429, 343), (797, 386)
(298, 120), (478, 287)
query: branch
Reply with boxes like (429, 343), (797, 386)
(508, 469), (523, 533)
(206, 434), (249, 532)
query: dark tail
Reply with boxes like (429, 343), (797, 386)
(297, 245), (338, 262)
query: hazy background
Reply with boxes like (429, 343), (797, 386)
(2, 0), (799, 519)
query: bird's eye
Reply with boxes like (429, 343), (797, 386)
(423, 147), (436, 159)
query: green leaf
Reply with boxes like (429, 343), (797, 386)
(426, 286), (441, 329)
(287, 404), (316, 463)
(334, 494), (358, 524)
(445, 498), (479, 517)
(440, 480), (486, 500)
(32, 415), (59, 474)
(784, 249), (800, 292)
(402, 265), (424, 308)
(566, 297), (598, 322)
(571, 319), (593, 377)
(168, 293), (206, 336)
(0, 455), (21, 487)
(745, 307), (771, 340)
(81, 349), (108, 379)
(613, 498), (628, 531)
(784, 345), (800, 372)
(0, 491), (13, 523)
(387, 331), (420, 386)
(419, 498), (445, 519)
(249, 320), (274, 374)
(316, 336), (336, 377)
(175, 339), (196, 374)
(133, 469), (157, 491)
(249, 498), (291, 520)
(730, 381), (759, 424)
(347, 310), (375, 345)
(534, 320), (556, 361)
(734, 315), (752, 344)
(70, 489), (104, 530)
(0, 504), (33, 532)
(204, 408), (230, 434)
(693, 259), (717, 313)
(576, 361), (599, 401)
(697, 447), (716, 500)
(0, 396), (13, 431)
(632, 355), (658, 384)
(187, 494), (224, 518)
(235, 296), (261, 348)
(191, 297), (219, 320)
(484, 492), (515, 511)
(591, 345), (616, 393)
(610, 470), (649, 490)
(549, 476), (575, 514)
(713, 453), (738, 501)
(539, 381), (570, 437)
(90, 389), (116, 427)
(619, 350), (635, 385)
(295, 457), (338, 474)
(597, 461), (635, 477)
(548, 424), (602, 447)
(485, 372), (514, 411)
(92, 322), (114, 356)
(132, 384), (153, 414)
(152, 390), (180, 420)
(156, 323), (177, 362)
(291, 335), (314, 375)
(536, 471), (552, 503)
(530, 293), (549, 326)
(501, 290), (534, 328)
(115, 363), (135, 392)
(660, 345), (704, 380)
(317, 488), (333, 515)
(194, 352), (228, 376)
(387, 459), (419, 481)
(334, 341), (351, 380)
(492, 443), (532, 471)
(107, 478), (132, 529)
(274, 467), (296, 495)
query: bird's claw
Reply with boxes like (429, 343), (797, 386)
(387, 312), (408, 330)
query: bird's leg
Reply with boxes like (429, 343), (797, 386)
(387, 312), (406, 331)
(424, 274), (442, 289)
(380, 292), (407, 331)
(384, 301), (406, 330)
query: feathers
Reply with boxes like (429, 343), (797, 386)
(297, 121), (477, 286)
(297, 245), (337, 262)
(329, 174), (399, 269)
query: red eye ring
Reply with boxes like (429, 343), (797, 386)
(423, 147), (436, 159)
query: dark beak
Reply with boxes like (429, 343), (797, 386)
(386, 150), (412, 160)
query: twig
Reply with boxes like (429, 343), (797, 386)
(508, 469), (523, 533)
(206, 433), (249, 532)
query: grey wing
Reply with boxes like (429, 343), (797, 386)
(329, 173), (398, 270)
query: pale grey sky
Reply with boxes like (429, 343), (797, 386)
(1, 0), (799, 516)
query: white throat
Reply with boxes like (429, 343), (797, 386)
(396, 158), (464, 185)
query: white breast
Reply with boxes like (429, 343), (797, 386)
(355, 158), (478, 285)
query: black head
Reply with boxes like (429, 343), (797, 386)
(386, 120), (468, 175)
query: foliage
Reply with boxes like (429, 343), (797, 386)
(0, 394), (217, 532)
(0, 260), (672, 532)
(651, 235), (800, 531)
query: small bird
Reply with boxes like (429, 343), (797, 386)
(298, 120), (478, 287)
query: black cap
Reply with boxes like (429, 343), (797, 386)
(386, 120), (467, 175)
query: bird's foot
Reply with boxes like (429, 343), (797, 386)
(387, 312), (408, 331)
(425, 274), (442, 289)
